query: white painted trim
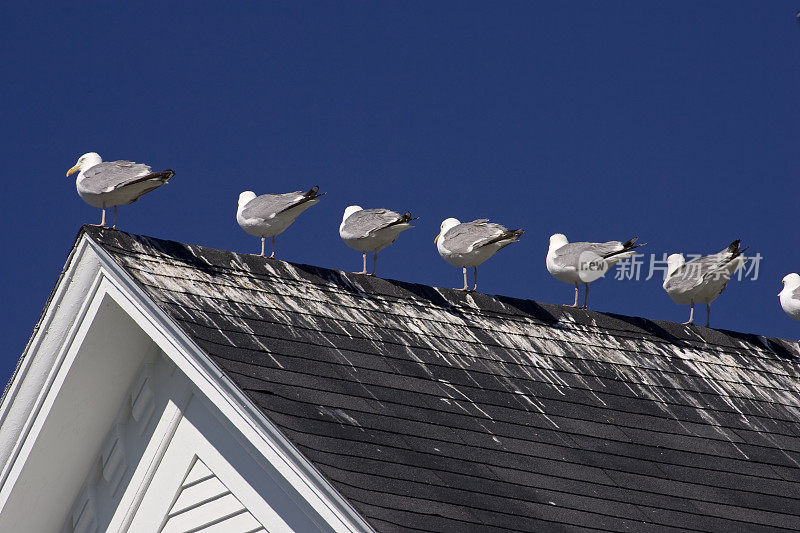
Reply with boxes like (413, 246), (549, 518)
(0, 266), (107, 511)
(129, 394), (292, 532)
(110, 393), (191, 532)
(0, 237), (99, 473)
(0, 233), (373, 532)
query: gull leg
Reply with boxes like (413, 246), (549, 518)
(90, 208), (107, 227)
(355, 253), (368, 274)
(568, 283), (579, 307)
(369, 251), (377, 276)
(259, 237), (266, 257)
(456, 268), (469, 291)
(706, 303), (711, 328)
(269, 236), (276, 259)
(470, 266), (478, 292)
(683, 301), (694, 325)
(580, 283), (589, 309)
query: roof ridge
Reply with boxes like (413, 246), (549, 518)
(81, 225), (800, 363)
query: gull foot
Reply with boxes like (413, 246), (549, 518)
(682, 320), (693, 325)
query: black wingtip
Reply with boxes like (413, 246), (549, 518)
(401, 212), (420, 222)
(726, 240), (748, 258)
(139, 169), (174, 184)
(623, 237), (645, 250)
(307, 185), (326, 199)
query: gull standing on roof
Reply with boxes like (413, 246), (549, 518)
(435, 218), (523, 292)
(663, 240), (747, 327)
(779, 274), (800, 334)
(67, 152), (175, 228)
(237, 187), (324, 258)
(339, 206), (417, 276)
(546, 234), (643, 309)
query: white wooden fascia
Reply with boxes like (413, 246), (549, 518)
(0, 236), (106, 500)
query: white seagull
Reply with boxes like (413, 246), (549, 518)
(546, 233), (643, 309)
(339, 206), (417, 276)
(435, 218), (523, 292)
(663, 240), (747, 327)
(237, 187), (324, 258)
(67, 152), (174, 228)
(779, 273), (800, 328)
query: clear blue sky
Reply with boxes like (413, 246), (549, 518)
(2, 2), (799, 384)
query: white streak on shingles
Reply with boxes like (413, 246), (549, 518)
(318, 406), (362, 429)
(437, 381), (494, 421)
(517, 393), (561, 429)
(780, 450), (800, 468)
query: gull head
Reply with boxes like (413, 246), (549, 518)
(666, 253), (685, 278)
(238, 191), (257, 207)
(548, 233), (569, 251)
(780, 273), (800, 295)
(435, 218), (460, 243)
(67, 152), (102, 177)
(342, 205), (363, 223)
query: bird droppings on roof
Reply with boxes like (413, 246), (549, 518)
(82, 226), (800, 532)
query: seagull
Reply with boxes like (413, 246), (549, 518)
(67, 152), (174, 228)
(237, 187), (324, 258)
(779, 273), (800, 328)
(546, 234), (644, 309)
(435, 218), (523, 292)
(663, 240), (747, 327)
(339, 206), (417, 276)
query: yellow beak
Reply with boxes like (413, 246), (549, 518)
(434, 233), (440, 243)
(66, 165), (79, 177)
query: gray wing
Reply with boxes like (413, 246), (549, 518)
(686, 250), (734, 281)
(241, 191), (309, 220)
(665, 249), (736, 292)
(663, 265), (700, 293)
(342, 209), (405, 239)
(442, 219), (508, 253)
(552, 241), (624, 269)
(80, 161), (153, 193)
(792, 285), (800, 300)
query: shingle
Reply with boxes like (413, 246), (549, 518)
(85, 227), (800, 533)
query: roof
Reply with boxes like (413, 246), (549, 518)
(82, 226), (800, 532)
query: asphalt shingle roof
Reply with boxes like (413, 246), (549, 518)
(85, 226), (800, 532)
